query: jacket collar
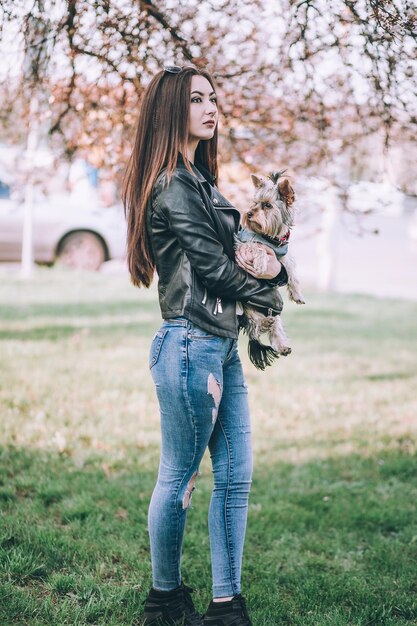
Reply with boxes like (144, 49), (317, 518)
(176, 152), (216, 186)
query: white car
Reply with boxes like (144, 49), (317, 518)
(0, 181), (127, 271)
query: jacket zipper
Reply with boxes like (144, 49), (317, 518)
(213, 298), (223, 315)
(202, 289), (222, 315)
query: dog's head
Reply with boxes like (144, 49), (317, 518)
(242, 169), (296, 240)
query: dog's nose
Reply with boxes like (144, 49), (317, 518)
(247, 211), (253, 219)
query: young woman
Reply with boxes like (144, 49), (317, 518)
(122, 65), (288, 626)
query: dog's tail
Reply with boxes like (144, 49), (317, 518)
(248, 339), (279, 370)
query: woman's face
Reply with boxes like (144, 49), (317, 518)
(188, 75), (218, 142)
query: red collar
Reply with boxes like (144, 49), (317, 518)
(263, 229), (290, 246)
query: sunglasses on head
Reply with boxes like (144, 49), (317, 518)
(164, 65), (183, 74)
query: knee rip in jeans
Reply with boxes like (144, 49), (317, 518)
(182, 470), (199, 510)
(207, 373), (222, 424)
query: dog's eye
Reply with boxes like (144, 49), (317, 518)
(263, 202), (272, 209)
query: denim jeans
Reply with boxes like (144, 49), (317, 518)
(147, 317), (253, 597)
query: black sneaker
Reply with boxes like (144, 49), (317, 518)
(203, 595), (253, 626)
(142, 582), (203, 625)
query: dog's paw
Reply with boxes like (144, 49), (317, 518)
(289, 292), (305, 305)
(278, 346), (292, 356)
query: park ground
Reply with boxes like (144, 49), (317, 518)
(1, 268), (417, 626)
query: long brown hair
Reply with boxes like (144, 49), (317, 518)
(122, 66), (219, 287)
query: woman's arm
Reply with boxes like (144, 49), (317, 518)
(153, 171), (285, 308)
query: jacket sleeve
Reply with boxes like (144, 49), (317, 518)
(269, 264), (288, 287)
(153, 171), (285, 310)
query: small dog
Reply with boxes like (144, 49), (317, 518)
(235, 170), (305, 370)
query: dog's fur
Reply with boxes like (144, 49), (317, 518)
(235, 170), (305, 370)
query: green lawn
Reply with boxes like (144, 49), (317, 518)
(1, 267), (417, 626)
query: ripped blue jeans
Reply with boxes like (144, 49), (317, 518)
(148, 317), (253, 597)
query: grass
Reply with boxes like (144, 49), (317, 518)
(1, 266), (417, 625)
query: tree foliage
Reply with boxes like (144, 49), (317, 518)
(0, 0), (415, 181)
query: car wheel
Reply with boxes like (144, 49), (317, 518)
(57, 231), (106, 271)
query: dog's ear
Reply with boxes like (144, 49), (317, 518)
(278, 178), (295, 207)
(250, 174), (266, 189)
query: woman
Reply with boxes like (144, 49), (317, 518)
(122, 65), (288, 626)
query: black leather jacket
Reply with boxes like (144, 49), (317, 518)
(146, 154), (288, 339)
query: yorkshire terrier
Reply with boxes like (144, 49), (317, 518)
(235, 170), (305, 370)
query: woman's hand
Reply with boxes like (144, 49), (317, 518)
(235, 245), (282, 279)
